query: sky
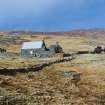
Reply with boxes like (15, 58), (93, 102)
(0, 0), (105, 32)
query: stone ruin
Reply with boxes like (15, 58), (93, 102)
(61, 71), (81, 86)
(0, 48), (6, 54)
(93, 46), (105, 54)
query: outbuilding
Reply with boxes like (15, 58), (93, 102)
(21, 40), (48, 57)
(21, 40), (63, 57)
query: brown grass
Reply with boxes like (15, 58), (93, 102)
(0, 34), (105, 104)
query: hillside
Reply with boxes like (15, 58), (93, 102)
(1, 28), (105, 38)
(0, 29), (105, 104)
(64, 29), (105, 38)
(45, 28), (105, 38)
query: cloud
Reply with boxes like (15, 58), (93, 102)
(0, 0), (59, 16)
(0, 0), (91, 31)
(0, 0), (87, 16)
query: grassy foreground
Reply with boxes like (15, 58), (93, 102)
(0, 35), (105, 105)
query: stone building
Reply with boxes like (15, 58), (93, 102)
(21, 40), (63, 57)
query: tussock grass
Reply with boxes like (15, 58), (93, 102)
(0, 35), (105, 104)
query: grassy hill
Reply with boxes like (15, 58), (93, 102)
(0, 29), (105, 104)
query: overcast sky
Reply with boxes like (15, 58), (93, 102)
(0, 0), (105, 31)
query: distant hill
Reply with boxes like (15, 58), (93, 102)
(46, 29), (105, 38)
(0, 28), (105, 38)
(62, 29), (105, 38)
